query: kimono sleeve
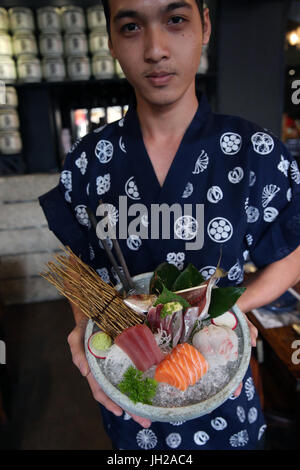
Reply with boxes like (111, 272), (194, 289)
(38, 142), (91, 262)
(247, 142), (300, 269)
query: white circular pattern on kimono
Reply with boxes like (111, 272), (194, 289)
(246, 206), (260, 224)
(169, 421), (186, 426)
(123, 412), (131, 420)
(244, 377), (255, 401)
(96, 174), (111, 195)
(194, 431), (210, 446)
(207, 186), (223, 204)
(262, 184), (280, 208)
(166, 433), (182, 449)
(75, 205), (90, 227)
(96, 267), (110, 283)
(182, 182), (194, 199)
(263, 207), (278, 223)
(192, 150), (209, 174)
(249, 171), (256, 187)
(118, 117), (124, 127)
(228, 166), (244, 184)
(278, 155), (290, 177)
(246, 234), (253, 246)
(86, 183), (90, 196)
(127, 234), (142, 251)
(69, 138), (82, 153)
(236, 406), (246, 423)
(291, 160), (300, 184)
(228, 260), (243, 281)
(75, 151), (88, 175)
(211, 417), (227, 431)
(95, 139), (114, 163)
(61, 170), (72, 191)
(287, 188), (292, 202)
(174, 215), (198, 241)
(243, 250), (249, 261)
(207, 217), (233, 243)
(65, 190), (71, 203)
(101, 203), (119, 226)
(125, 176), (141, 200)
(220, 132), (242, 155)
(228, 393), (239, 400)
(111, 265), (125, 284)
(248, 407), (258, 424)
(99, 236), (113, 251)
(229, 430), (249, 448)
(119, 136), (127, 153)
(136, 429), (157, 449)
(258, 424), (267, 441)
(166, 252), (185, 270)
(93, 124), (107, 133)
(251, 132), (274, 155)
(244, 197), (249, 210)
(200, 266), (216, 280)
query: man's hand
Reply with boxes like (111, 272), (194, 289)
(233, 313), (258, 397)
(67, 320), (151, 428)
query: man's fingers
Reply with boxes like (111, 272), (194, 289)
(127, 412), (151, 428)
(86, 372), (123, 417)
(67, 327), (90, 376)
(234, 382), (243, 397)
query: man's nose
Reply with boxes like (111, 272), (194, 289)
(144, 26), (170, 63)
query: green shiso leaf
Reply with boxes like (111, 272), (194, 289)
(118, 366), (158, 405)
(154, 285), (191, 318)
(208, 287), (246, 318)
(149, 262), (181, 295)
(172, 263), (206, 292)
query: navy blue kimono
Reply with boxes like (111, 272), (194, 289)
(39, 93), (300, 450)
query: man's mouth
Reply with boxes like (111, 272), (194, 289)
(145, 71), (175, 86)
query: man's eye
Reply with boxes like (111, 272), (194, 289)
(169, 16), (185, 25)
(121, 23), (139, 32)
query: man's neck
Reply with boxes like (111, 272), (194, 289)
(135, 86), (199, 144)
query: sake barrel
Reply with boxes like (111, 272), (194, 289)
(0, 8), (9, 32)
(92, 54), (115, 79)
(42, 56), (66, 82)
(0, 108), (19, 131)
(89, 29), (109, 54)
(4, 86), (18, 107)
(39, 33), (64, 57)
(87, 6), (106, 30)
(37, 7), (61, 32)
(13, 31), (38, 56)
(67, 55), (91, 81)
(0, 33), (12, 56)
(65, 32), (88, 56)
(0, 56), (17, 83)
(61, 6), (86, 32)
(17, 55), (42, 83)
(9, 7), (35, 32)
(0, 130), (22, 154)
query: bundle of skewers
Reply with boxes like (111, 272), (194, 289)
(40, 246), (144, 339)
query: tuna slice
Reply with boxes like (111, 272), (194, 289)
(114, 324), (164, 372)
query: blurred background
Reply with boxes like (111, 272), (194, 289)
(0, 0), (300, 450)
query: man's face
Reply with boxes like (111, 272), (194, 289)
(108, 0), (211, 108)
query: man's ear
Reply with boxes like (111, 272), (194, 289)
(202, 7), (211, 46)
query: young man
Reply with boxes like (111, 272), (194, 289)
(39, 0), (300, 450)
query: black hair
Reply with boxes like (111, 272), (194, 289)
(101, 0), (204, 39)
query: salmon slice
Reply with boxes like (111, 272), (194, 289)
(154, 343), (209, 391)
(154, 357), (189, 391)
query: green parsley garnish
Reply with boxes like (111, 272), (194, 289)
(118, 367), (158, 405)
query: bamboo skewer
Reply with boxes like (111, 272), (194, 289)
(40, 246), (144, 339)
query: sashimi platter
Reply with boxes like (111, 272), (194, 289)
(84, 262), (252, 422)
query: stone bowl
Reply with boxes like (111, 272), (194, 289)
(85, 272), (251, 422)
